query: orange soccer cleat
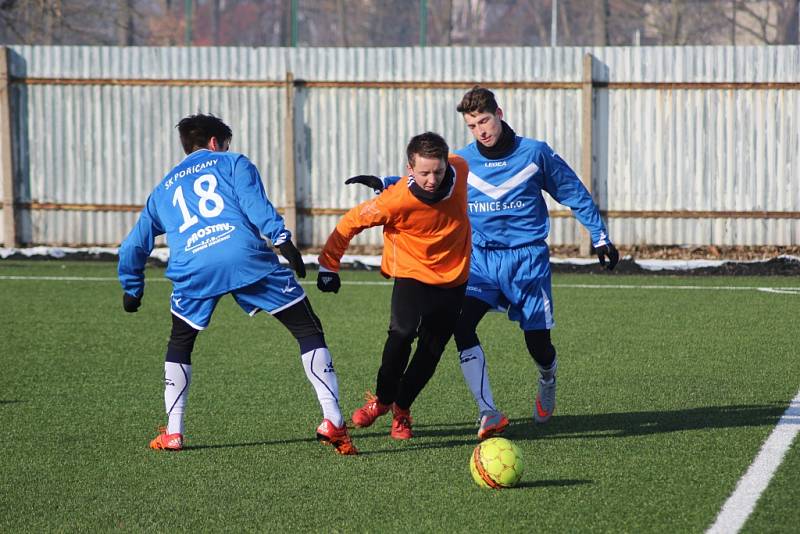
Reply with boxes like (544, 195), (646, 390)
(316, 419), (358, 455)
(351, 391), (391, 428)
(390, 405), (413, 440)
(149, 427), (183, 451)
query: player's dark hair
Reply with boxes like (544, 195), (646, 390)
(406, 132), (449, 165)
(456, 86), (499, 115)
(176, 114), (233, 154)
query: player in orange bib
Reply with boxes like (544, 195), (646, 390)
(317, 132), (471, 440)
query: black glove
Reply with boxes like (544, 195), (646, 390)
(278, 240), (306, 278)
(594, 243), (620, 271)
(345, 175), (384, 194)
(123, 292), (142, 313)
(317, 271), (341, 293)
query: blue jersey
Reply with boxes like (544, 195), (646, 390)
(456, 137), (608, 249)
(119, 149), (290, 299)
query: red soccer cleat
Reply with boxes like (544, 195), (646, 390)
(390, 405), (413, 440)
(316, 419), (358, 455)
(149, 427), (183, 451)
(351, 391), (391, 428)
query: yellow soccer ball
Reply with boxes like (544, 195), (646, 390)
(469, 437), (524, 489)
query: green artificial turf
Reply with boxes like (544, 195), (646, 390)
(1, 260), (798, 532)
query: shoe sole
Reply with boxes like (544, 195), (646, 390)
(149, 442), (182, 451)
(478, 420), (509, 440)
(332, 443), (358, 455)
(317, 433), (358, 455)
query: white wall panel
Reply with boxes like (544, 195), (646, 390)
(5, 45), (799, 247)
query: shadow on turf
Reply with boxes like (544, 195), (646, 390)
(515, 479), (592, 489)
(181, 437), (324, 451)
(180, 403), (785, 453)
(502, 403), (788, 442)
(351, 402), (786, 443)
(182, 437), (481, 456)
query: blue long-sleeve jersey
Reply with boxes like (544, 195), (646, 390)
(118, 149), (290, 299)
(383, 137), (608, 249)
(456, 137), (608, 249)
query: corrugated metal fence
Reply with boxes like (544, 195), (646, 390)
(0, 45), (798, 248)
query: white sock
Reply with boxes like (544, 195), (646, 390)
(538, 357), (558, 383)
(459, 345), (498, 414)
(301, 347), (344, 428)
(164, 362), (192, 435)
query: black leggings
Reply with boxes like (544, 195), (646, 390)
(453, 295), (556, 369)
(165, 297), (326, 364)
(376, 278), (466, 410)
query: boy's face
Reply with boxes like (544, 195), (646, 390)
(463, 108), (504, 147)
(407, 155), (447, 192)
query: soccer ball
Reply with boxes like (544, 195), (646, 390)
(469, 437), (524, 489)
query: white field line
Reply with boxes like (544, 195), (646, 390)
(706, 389), (800, 534)
(555, 284), (800, 293)
(756, 287), (800, 295)
(0, 275), (132, 281)
(1, 275), (800, 294)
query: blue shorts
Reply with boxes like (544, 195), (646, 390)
(169, 267), (306, 330)
(466, 243), (554, 331)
